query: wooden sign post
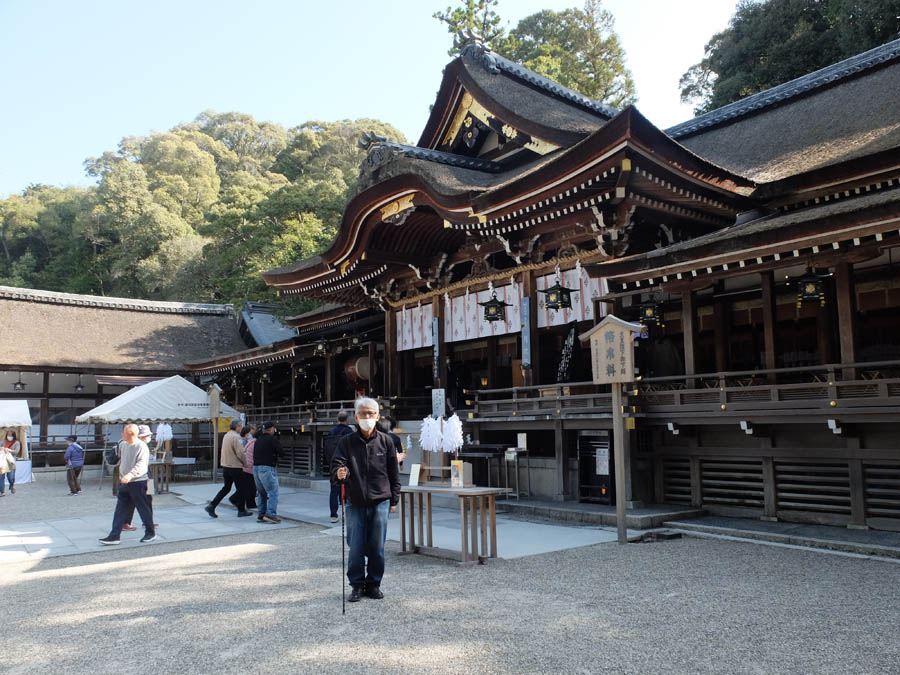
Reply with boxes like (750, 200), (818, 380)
(580, 315), (643, 544)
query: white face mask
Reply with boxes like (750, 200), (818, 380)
(6, 435), (12, 441)
(357, 418), (377, 432)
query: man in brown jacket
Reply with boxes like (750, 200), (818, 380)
(205, 419), (252, 518)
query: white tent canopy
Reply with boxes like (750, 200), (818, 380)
(75, 375), (241, 424)
(0, 400), (33, 428)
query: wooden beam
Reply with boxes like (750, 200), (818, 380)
(834, 261), (858, 379)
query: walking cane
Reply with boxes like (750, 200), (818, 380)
(340, 481), (346, 615)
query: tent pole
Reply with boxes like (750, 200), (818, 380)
(212, 417), (219, 482)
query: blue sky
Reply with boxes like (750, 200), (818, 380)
(0, 0), (738, 197)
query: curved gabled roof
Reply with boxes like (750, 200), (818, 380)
(419, 40), (615, 151)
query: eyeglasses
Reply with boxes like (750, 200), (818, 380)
(356, 410), (379, 418)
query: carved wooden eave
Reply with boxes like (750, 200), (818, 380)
(584, 186), (900, 295)
(262, 108), (759, 309)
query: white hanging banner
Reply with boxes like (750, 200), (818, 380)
(396, 303), (434, 351)
(444, 283), (521, 344)
(536, 269), (608, 328)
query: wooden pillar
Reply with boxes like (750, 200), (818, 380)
(384, 309), (399, 397)
(816, 289), (836, 365)
(260, 376), (266, 409)
(39, 372), (49, 444)
(432, 296), (447, 390)
(689, 453), (702, 508)
(681, 291), (698, 382)
(486, 336), (497, 389)
(324, 352), (334, 402)
(760, 272), (777, 375)
(521, 270), (540, 386)
(94, 383), (104, 446)
(367, 341), (377, 397)
(714, 295), (729, 373)
(846, 437), (867, 529)
(834, 262), (857, 379)
(760, 435), (777, 521)
(554, 420), (565, 502)
(289, 363), (296, 408)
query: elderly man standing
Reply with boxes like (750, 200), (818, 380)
(99, 423), (155, 545)
(206, 419), (251, 518)
(332, 397), (400, 603)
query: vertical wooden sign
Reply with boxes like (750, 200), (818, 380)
(579, 315), (643, 544)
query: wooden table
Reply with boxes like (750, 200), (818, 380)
(149, 457), (196, 494)
(399, 485), (508, 565)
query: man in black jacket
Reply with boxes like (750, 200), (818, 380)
(332, 397), (400, 602)
(253, 421), (283, 523)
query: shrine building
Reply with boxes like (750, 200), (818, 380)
(188, 37), (900, 532)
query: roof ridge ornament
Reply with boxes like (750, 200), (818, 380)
(455, 28), (500, 73)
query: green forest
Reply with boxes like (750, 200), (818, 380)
(0, 113), (404, 309)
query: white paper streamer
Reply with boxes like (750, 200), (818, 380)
(441, 414), (464, 454)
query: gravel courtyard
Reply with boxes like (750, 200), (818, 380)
(2, 481), (898, 674)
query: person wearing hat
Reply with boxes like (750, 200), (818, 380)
(253, 421), (283, 523)
(64, 435), (84, 495)
(122, 425), (158, 532)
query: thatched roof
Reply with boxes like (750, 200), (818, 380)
(0, 286), (247, 372)
(669, 39), (900, 183)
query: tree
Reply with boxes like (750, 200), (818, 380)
(433, 0), (506, 55)
(499, 0), (636, 107)
(434, 1), (636, 108)
(680, 0), (900, 114)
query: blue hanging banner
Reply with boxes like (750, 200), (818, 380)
(432, 316), (440, 381)
(521, 297), (532, 369)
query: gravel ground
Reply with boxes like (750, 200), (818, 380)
(2, 482), (899, 674)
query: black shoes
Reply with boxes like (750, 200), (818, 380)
(348, 587), (363, 602)
(204, 505), (218, 518)
(99, 536), (120, 545)
(140, 533), (157, 543)
(366, 586), (384, 600)
(237, 510), (253, 517)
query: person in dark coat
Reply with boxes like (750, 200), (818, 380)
(332, 397), (400, 603)
(253, 421), (283, 523)
(326, 411), (354, 522)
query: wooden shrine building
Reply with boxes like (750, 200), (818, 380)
(192, 36), (900, 531)
(0, 285), (246, 458)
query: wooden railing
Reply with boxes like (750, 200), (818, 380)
(472, 360), (900, 422)
(241, 395), (432, 427)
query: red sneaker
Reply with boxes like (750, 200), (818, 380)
(122, 524), (137, 531)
